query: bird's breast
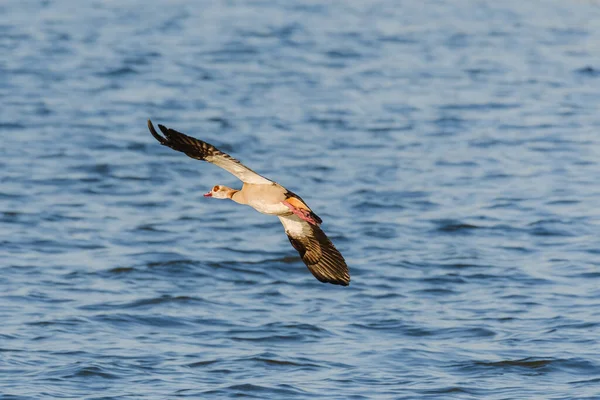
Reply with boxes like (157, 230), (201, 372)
(247, 199), (290, 215)
(241, 183), (288, 215)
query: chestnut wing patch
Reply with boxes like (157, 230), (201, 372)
(284, 191), (323, 225)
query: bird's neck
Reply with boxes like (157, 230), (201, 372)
(229, 189), (246, 204)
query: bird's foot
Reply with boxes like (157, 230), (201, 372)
(282, 201), (319, 226)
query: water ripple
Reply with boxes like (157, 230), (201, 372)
(2, 1), (600, 399)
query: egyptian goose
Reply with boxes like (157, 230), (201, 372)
(147, 120), (350, 286)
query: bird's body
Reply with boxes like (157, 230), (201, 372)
(234, 183), (289, 214)
(147, 120), (350, 286)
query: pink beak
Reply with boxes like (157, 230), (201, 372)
(204, 192), (212, 197)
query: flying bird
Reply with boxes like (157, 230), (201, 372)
(147, 120), (350, 286)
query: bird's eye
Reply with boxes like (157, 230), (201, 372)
(213, 185), (220, 191)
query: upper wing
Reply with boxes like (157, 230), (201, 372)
(278, 215), (350, 286)
(148, 120), (273, 185)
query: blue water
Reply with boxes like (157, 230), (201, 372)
(2, 1), (600, 398)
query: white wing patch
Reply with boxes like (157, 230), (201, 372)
(278, 214), (308, 237)
(205, 154), (272, 185)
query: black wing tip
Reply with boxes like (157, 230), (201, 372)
(311, 265), (350, 286)
(333, 278), (350, 286)
(315, 276), (350, 286)
(157, 123), (170, 136)
(288, 234), (350, 286)
(147, 119), (168, 145)
(323, 273), (350, 286)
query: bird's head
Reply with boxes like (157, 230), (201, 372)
(204, 185), (235, 199)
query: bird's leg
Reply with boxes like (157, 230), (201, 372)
(282, 201), (319, 226)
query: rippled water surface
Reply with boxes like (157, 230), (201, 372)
(3, 1), (600, 398)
